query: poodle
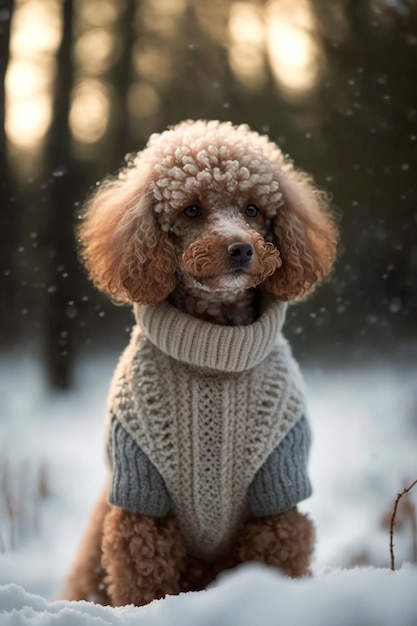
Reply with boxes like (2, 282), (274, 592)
(63, 120), (337, 606)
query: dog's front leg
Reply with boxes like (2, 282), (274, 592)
(234, 507), (315, 577)
(62, 487), (111, 604)
(240, 415), (315, 576)
(102, 507), (187, 606)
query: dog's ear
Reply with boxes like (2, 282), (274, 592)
(264, 168), (338, 301)
(77, 162), (176, 305)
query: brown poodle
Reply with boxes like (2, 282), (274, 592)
(63, 120), (337, 607)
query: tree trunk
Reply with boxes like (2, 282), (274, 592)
(0, 0), (18, 347)
(43, 0), (81, 389)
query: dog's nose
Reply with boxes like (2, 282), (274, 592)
(227, 242), (254, 264)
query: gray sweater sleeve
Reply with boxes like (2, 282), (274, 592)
(107, 418), (171, 517)
(247, 415), (312, 517)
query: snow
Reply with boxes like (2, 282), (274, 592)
(1, 350), (417, 623)
(1, 565), (417, 626)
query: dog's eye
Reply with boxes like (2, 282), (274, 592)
(244, 204), (258, 218)
(184, 205), (203, 218)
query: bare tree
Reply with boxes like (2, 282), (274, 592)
(0, 0), (18, 347)
(42, 0), (82, 389)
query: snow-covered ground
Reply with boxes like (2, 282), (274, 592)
(1, 565), (417, 626)
(0, 349), (416, 624)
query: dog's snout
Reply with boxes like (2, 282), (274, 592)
(227, 242), (254, 264)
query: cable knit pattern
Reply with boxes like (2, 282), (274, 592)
(105, 300), (307, 559)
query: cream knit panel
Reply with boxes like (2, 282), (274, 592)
(187, 372), (247, 556)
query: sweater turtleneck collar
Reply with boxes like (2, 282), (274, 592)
(134, 299), (287, 373)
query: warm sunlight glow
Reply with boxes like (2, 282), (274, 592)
(133, 44), (172, 87)
(10, 0), (61, 56)
(6, 60), (53, 148)
(229, 2), (264, 45)
(5, 0), (61, 152)
(75, 0), (119, 28)
(74, 28), (119, 75)
(72, 0), (126, 149)
(7, 97), (52, 148)
(266, 0), (319, 94)
(228, 3), (266, 91)
(70, 79), (111, 144)
(139, 0), (186, 37)
(7, 60), (50, 98)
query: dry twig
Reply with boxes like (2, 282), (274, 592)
(0, 451), (51, 551)
(390, 478), (417, 571)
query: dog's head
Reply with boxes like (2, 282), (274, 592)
(78, 120), (337, 305)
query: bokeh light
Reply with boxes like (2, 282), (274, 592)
(5, 0), (61, 155)
(266, 0), (320, 95)
(228, 2), (267, 91)
(69, 79), (111, 144)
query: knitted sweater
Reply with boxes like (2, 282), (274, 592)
(105, 299), (311, 559)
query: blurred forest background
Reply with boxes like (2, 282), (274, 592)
(0, 0), (416, 389)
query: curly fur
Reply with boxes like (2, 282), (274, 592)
(264, 170), (336, 301)
(182, 230), (281, 290)
(102, 510), (187, 606)
(62, 488), (111, 604)
(78, 166), (176, 305)
(65, 120), (337, 607)
(234, 507), (315, 578)
(77, 119), (337, 306)
(65, 503), (314, 604)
